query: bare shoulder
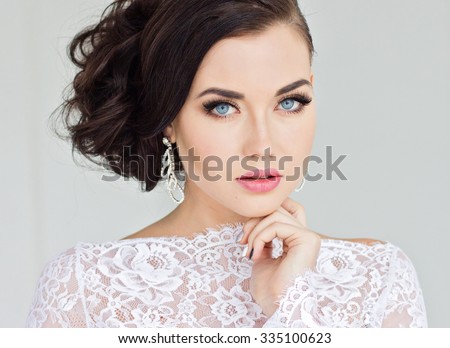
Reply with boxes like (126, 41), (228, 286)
(121, 218), (180, 240)
(317, 233), (387, 246)
(122, 222), (163, 240)
(343, 237), (387, 246)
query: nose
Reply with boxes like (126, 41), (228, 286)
(241, 112), (275, 161)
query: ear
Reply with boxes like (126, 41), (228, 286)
(162, 123), (176, 143)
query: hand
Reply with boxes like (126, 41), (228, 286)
(239, 197), (322, 317)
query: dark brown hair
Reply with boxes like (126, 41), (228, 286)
(52, 0), (315, 192)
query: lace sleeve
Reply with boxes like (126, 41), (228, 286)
(262, 242), (428, 328)
(380, 247), (428, 327)
(25, 245), (87, 327)
(262, 268), (322, 328)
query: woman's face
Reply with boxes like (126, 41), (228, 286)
(164, 23), (316, 218)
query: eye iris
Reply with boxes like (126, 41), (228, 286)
(281, 99), (295, 110)
(216, 103), (229, 115)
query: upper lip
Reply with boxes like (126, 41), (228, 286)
(238, 168), (281, 179)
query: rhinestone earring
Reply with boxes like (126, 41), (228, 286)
(161, 136), (185, 204)
(294, 163), (309, 193)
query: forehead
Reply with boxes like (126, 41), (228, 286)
(190, 24), (311, 95)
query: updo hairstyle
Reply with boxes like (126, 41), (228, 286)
(52, 0), (315, 191)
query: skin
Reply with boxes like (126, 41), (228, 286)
(124, 23), (382, 316)
(128, 23), (317, 238)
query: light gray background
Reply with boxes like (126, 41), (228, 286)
(1, 0), (448, 327)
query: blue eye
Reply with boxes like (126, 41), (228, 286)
(202, 99), (239, 119)
(214, 103), (233, 116)
(276, 93), (312, 115)
(202, 92), (312, 119)
(280, 99), (296, 111)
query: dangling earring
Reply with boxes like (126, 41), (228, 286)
(294, 177), (306, 192)
(161, 136), (185, 204)
(295, 163), (309, 192)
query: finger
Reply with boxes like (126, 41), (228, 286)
(279, 205), (328, 240)
(250, 221), (320, 261)
(240, 206), (299, 245)
(251, 239), (274, 261)
(250, 239), (273, 260)
(239, 216), (263, 245)
(250, 222), (300, 260)
(240, 199), (306, 247)
(281, 197), (307, 227)
(246, 210), (300, 250)
(278, 205), (300, 221)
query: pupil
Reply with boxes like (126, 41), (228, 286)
(216, 104), (229, 114)
(282, 99), (294, 109)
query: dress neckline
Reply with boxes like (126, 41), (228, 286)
(77, 221), (391, 249)
(118, 221), (246, 243)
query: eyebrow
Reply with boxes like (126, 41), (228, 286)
(195, 79), (312, 100)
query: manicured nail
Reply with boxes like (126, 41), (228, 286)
(242, 245), (248, 256)
(249, 248), (254, 260)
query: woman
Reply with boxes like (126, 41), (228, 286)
(26, 0), (427, 328)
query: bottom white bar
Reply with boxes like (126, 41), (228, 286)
(1, 328), (448, 348)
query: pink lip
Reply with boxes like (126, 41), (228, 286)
(236, 168), (282, 193)
(238, 168), (281, 179)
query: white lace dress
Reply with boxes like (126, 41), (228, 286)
(25, 223), (427, 328)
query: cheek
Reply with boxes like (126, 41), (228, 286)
(285, 116), (315, 144)
(176, 118), (234, 177)
(281, 116), (315, 173)
(188, 134), (228, 164)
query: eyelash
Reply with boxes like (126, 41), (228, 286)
(202, 92), (313, 120)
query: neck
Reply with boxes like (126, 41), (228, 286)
(162, 179), (251, 237)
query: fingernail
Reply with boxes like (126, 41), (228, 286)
(249, 248), (254, 260)
(242, 245), (248, 256)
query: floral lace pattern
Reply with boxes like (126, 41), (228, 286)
(25, 223), (428, 327)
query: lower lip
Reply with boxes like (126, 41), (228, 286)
(236, 176), (282, 193)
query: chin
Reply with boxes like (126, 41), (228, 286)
(233, 202), (283, 218)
